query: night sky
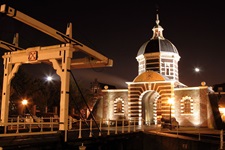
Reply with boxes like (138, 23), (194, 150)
(1, 1), (225, 89)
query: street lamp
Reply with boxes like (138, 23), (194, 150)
(46, 75), (53, 82)
(194, 67), (200, 73)
(22, 99), (28, 116)
(168, 98), (174, 130)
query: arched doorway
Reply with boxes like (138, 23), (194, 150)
(141, 90), (160, 125)
(127, 70), (174, 125)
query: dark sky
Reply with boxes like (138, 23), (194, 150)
(1, 1), (225, 89)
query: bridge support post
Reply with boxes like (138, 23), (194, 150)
(1, 56), (21, 127)
(50, 46), (73, 133)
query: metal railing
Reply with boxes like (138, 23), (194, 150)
(69, 118), (144, 139)
(0, 116), (143, 138)
(1, 116), (224, 149)
(0, 116), (59, 136)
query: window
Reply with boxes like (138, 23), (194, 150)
(183, 99), (191, 113)
(164, 63), (170, 75)
(157, 100), (161, 109)
(180, 96), (193, 115)
(117, 101), (122, 113)
(114, 97), (124, 114)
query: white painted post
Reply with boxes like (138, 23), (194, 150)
(24, 116), (26, 129)
(16, 116), (19, 133)
(122, 118), (124, 133)
(107, 119), (110, 135)
(40, 117), (43, 132)
(220, 129), (223, 150)
(99, 119), (102, 136)
(141, 119), (144, 131)
(89, 119), (92, 137)
(128, 120), (130, 133)
(115, 120), (118, 134)
(51, 117), (53, 131)
(69, 116), (72, 130)
(29, 122), (31, 132)
(79, 143), (86, 150)
(78, 119), (82, 138)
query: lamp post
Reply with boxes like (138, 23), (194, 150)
(168, 98), (174, 130)
(45, 75), (52, 113)
(22, 99), (28, 116)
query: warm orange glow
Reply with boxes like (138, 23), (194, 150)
(219, 108), (225, 122)
(22, 99), (28, 105)
(168, 98), (174, 105)
(219, 108), (225, 114)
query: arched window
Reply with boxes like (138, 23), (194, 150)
(117, 100), (122, 113)
(180, 96), (193, 115)
(114, 97), (124, 114)
(184, 99), (191, 113)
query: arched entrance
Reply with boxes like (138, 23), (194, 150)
(141, 90), (160, 125)
(127, 70), (175, 125)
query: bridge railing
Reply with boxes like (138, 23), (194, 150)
(68, 118), (144, 138)
(0, 116), (144, 137)
(0, 116), (59, 136)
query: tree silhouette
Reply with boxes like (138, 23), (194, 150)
(9, 67), (60, 116)
(0, 66), (94, 117)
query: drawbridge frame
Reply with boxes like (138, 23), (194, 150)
(0, 4), (113, 135)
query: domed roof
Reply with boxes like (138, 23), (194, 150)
(137, 39), (178, 56)
(137, 12), (179, 57)
(133, 70), (167, 82)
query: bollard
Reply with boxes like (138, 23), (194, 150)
(128, 120), (130, 133)
(69, 116), (72, 130)
(122, 118), (124, 133)
(220, 129), (223, 150)
(198, 127), (200, 141)
(79, 143), (86, 150)
(99, 119), (102, 136)
(89, 119), (92, 137)
(78, 119), (82, 138)
(115, 120), (118, 134)
(107, 119), (110, 135)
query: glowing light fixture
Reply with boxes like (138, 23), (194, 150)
(168, 98), (174, 105)
(168, 98), (174, 130)
(22, 99), (28, 116)
(22, 99), (28, 106)
(194, 67), (200, 72)
(46, 76), (53, 81)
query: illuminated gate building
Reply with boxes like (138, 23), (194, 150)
(93, 13), (218, 128)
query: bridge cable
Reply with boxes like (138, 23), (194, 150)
(68, 87), (90, 127)
(69, 70), (101, 135)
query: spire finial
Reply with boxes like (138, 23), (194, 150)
(151, 5), (164, 40)
(156, 7), (160, 25)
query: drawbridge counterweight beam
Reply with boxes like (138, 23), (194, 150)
(0, 4), (113, 67)
(0, 40), (23, 51)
